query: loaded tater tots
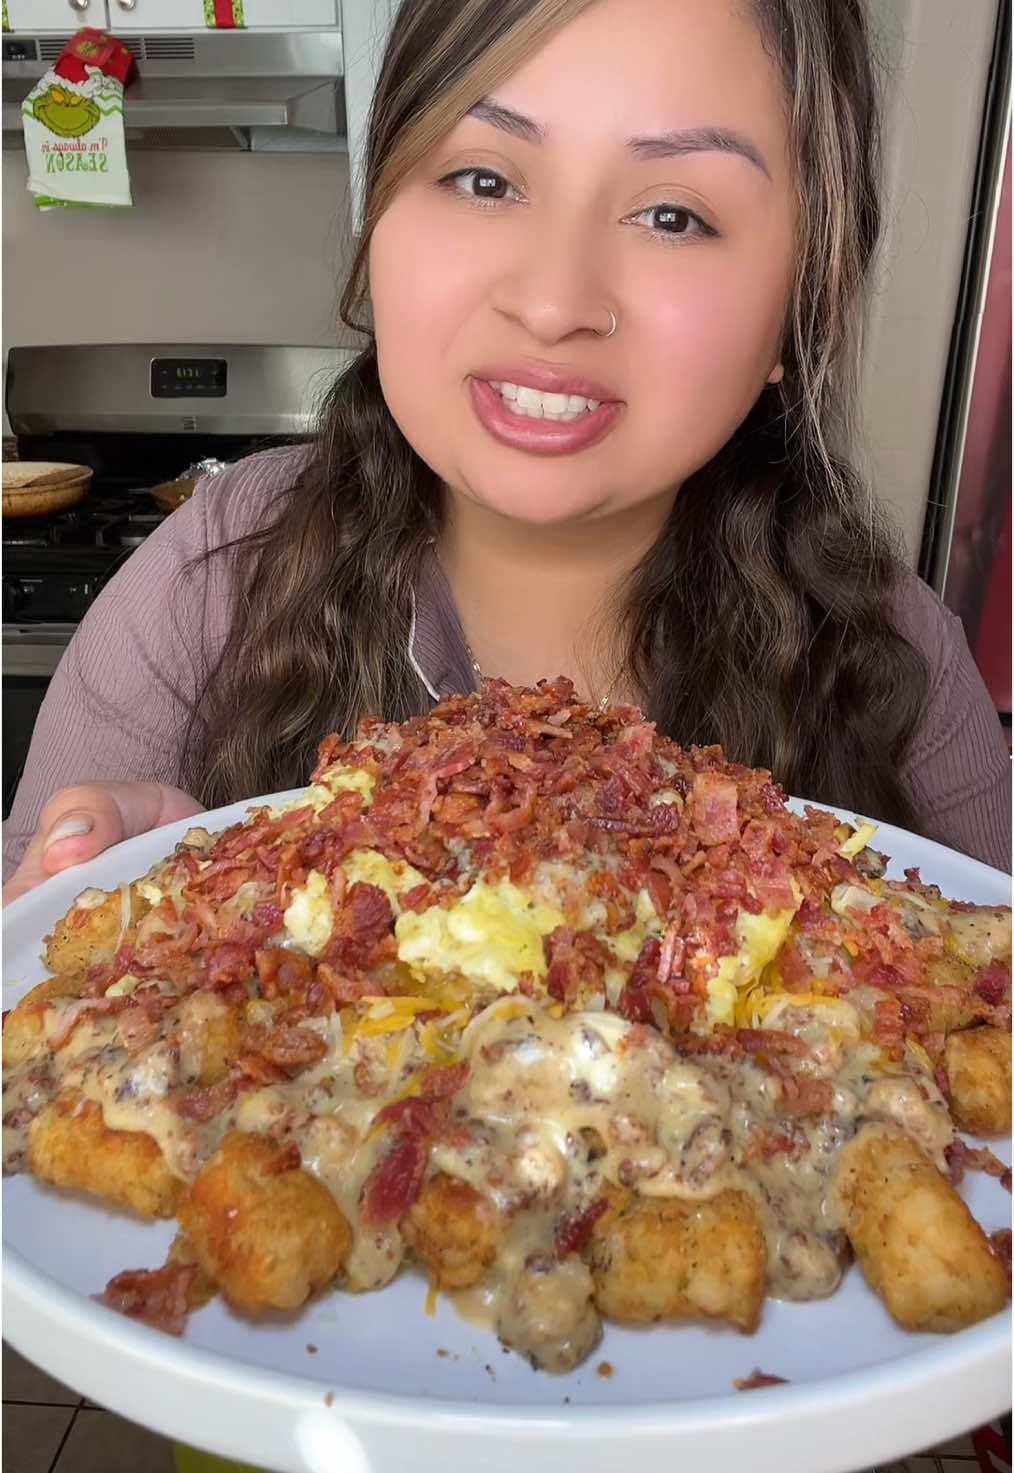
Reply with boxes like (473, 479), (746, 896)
(3, 682), (1010, 1366)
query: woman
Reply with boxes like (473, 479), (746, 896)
(3, 0), (1010, 905)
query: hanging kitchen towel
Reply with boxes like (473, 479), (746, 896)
(22, 29), (135, 210)
(204, 1), (246, 25)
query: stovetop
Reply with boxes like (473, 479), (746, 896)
(2, 417), (308, 628)
(3, 486), (172, 625)
(4, 489), (167, 553)
(2, 427), (273, 627)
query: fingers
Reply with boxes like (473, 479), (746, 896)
(3, 782), (205, 907)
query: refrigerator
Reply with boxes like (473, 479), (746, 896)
(864, 0), (1011, 736)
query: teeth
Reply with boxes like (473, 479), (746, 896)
(489, 380), (601, 422)
(516, 385), (545, 417)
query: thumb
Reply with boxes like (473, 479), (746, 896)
(41, 782), (206, 873)
(3, 783), (204, 907)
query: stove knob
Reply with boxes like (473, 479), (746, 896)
(3, 577), (29, 620)
(64, 580), (93, 618)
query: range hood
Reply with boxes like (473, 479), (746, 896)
(1, 29), (344, 151)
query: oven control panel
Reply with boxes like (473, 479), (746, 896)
(3, 573), (101, 624)
(150, 357), (228, 399)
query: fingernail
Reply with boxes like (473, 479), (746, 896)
(45, 813), (94, 848)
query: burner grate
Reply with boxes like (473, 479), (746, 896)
(2, 486), (172, 623)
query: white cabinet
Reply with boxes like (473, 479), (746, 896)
(6, 0), (337, 29)
(106, 0), (337, 29)
(240, 1), (337, 22)
(6, 0), (108, 29)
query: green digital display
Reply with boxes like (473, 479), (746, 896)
(150, 357), (227, 398)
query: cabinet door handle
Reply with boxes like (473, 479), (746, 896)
(68, 0), (90, 11)
(115, 0), (138, 8)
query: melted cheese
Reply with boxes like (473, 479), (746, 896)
(104, 972), (143, 998)
(830, 882), (881, 918)
(945, 907), (1012, 968)
(3, 946), (960, 1367)
(837, 821), (877, 860)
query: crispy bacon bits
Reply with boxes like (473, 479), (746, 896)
(99, 1262), (198, 1337)
(734, 1369), (789, 1391)
(946, 1139), (1013, 1195)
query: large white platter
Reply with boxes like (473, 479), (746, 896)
(3, 794), (1011, 1473)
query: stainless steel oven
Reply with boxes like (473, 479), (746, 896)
(2, 342), (355, 817)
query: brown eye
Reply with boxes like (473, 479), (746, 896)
(653, 205), (692, 233)
(625, 202), (719, 241)
(439, 167), (519, 204)
(471, 171), (509, 198)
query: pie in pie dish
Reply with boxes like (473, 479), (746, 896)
(3, 680), (1010, 1371)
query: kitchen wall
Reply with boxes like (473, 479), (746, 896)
(2, 146), (357, 357)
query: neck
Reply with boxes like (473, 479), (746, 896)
(436, 490), (674, 702)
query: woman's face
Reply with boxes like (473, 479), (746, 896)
(369, 0), (796, 527)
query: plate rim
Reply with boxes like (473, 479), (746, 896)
(4, 1238), (1012, 1427)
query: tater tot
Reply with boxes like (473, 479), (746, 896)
(176, 1131), (352, 1314)
(28, 1094), (180, 1218)
(944, 1028), (1012, 1136)
(402, 1172), (501, 1290)
(832, 1125), (1009, 1331)
(43, 885), (150, 978)
(923, 956), (989, 1034)
(2, 978), (83, 1068)
(497, 1256), (601, 1373)
(944, 905), (1013, 969)
(587, 1188), (766, 1332)
(176, 992), (241, 1087)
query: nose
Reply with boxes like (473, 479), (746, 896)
(489, 211), (614, 345)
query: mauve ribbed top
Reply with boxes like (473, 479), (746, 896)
(4, 446), (1011, 877)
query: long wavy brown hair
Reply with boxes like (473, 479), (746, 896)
(184, 0), (929, 825)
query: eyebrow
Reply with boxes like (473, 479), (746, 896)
(627, 125), (770, 179)
(465, 98), (771, 179)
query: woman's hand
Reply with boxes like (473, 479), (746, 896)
(2, 781), (206, 907)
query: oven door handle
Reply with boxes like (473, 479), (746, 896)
(2, 625), (75, 679)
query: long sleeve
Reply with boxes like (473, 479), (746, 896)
(896, 570), (1011, 872)
(2, 446), (306, 879)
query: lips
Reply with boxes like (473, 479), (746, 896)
(467, 366), (623, 457)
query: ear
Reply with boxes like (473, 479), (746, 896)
(767, 361), (785, 385)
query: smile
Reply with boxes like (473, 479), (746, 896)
(467, 374), (623, 458)
(489, 380), (601, 423)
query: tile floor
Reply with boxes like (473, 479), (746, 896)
(3, 1343), (174, 1473)
(2, 1340), (1010, 1473)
